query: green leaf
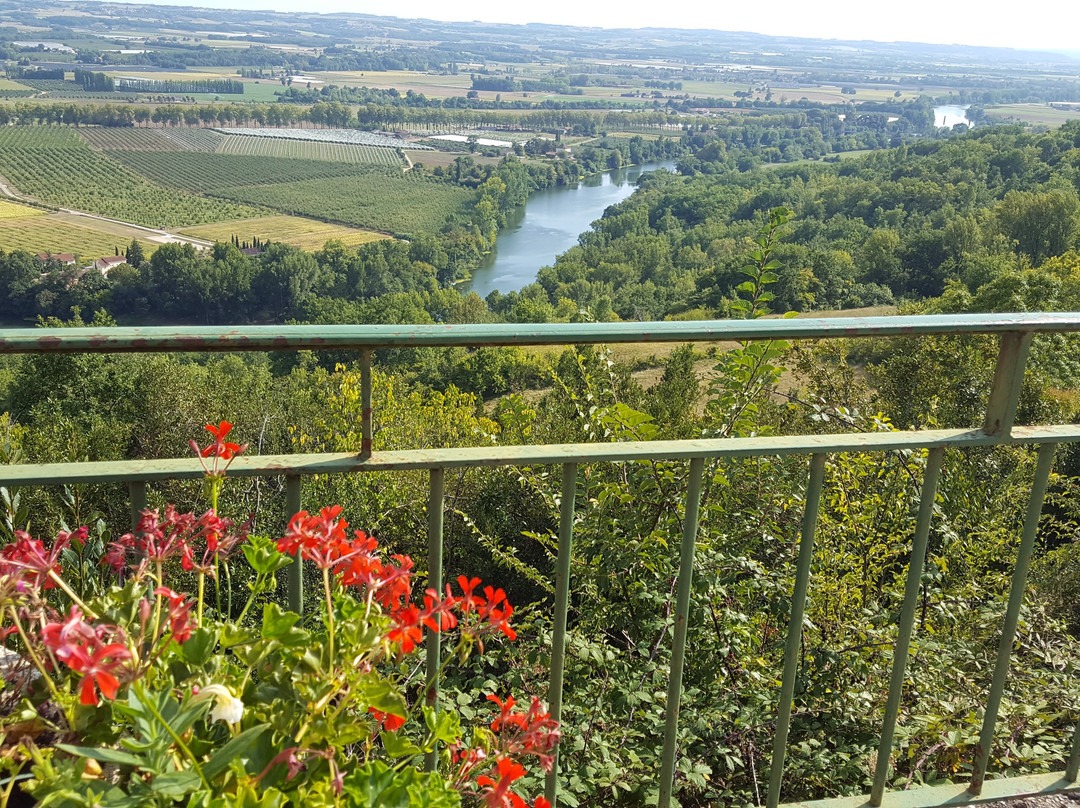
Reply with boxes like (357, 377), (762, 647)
(202, 724), (270, 781)
(243, 535), (292, 575)
(380, 731), (421, 760)
(179, 627), (219, 666)
(56, 744), (143, 768)
(342, 761), (410, 808)
(150, 770), (202, 798)
(261, 603), (310, 647)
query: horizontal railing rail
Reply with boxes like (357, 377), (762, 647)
(1, 315), (1079, 808)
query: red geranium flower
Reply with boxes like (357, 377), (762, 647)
(42, 607), (133, 706)
(368, 707), (406, 731)
(154, 586), (194, 644)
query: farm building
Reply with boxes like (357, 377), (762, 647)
(36, 253), (76, 266)
(94, 255), (128, 274)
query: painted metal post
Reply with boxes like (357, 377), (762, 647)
(970, 442), (1056, 794)
(128, 480), (147, 531)
(658, 457), (706, 808)
(1067, 713), (1080, 783)
(545, 463), (578, 808)
(285, 475), (302, 614)
(425, 468), (445, 772)
(870, 447), (945, 805)
(360, 349), (373, 460)
(766, 453), (828, 808)
(982, 332), (1033, 437)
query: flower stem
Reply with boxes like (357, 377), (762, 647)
(7, 607), (71, 728)
(47, 570), (97, 620)
(196, 572), (205, 627)
(323, 567), (335, 666)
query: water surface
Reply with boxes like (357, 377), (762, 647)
(465, 160), (676, 298)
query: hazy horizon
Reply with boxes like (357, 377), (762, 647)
(120, 0), (1080, 54)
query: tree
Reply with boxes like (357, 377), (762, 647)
(126, 239), (145, 270)
(994, 189), (1080, 265)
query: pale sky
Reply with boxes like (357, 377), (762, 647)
(136, 0), (1080, 53)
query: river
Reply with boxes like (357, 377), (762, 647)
(464, 160), (676, 298)
(934, 104), (971, 129)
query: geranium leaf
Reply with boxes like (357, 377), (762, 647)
(202, 724), (270, 781)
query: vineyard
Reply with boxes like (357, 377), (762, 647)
(108, 151), (395, 192)
(78, 127), (224, 152)
(214, 127), (433, 150)
(214, 171), (473, 234)
(0, 127), (264, 228)
(216, 134), (406, 166)
(179, 215), (389, 251)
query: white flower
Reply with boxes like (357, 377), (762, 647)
(196, 684), (244, 724)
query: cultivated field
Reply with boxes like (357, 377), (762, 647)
(79, 127), (224, 152)
(214, 172), (473, 234)
(107, 151), (397, 192)
(214, 127), (430, 149)
(985, 103), (1080, 126)
(179, 215), (389, 251)
(0, 210), (160, 259)
(0, 127), (263, 228)
(0, 200), (45, 220)
(217, 135), (406, 165)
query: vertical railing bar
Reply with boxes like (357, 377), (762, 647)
(545, 462), (578, 808)
(970, 442), (1057, 794)
(870, 447), (945, 806)
(982, 331), (1033, 437)
(128, 480), (147, 532)
(658, 456), (706, 808)
(424, 467), (445, 773)
(285, 475), (302, 614)
(766, 452), (828, 808)
(1067, 710), (1080, 783)
(360, 349), (374, 460)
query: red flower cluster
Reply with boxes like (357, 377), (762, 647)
(278, 508), (516, 655)
(153, 586), (195, 644)
(42, 607), (133, 706)
(486, 695), (561, 771)
(104, 506), (245, 576)
(0, 528), (81, 592)
(453, 695), (560, 808)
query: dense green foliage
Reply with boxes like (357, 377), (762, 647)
(486, 122), (1080, 322)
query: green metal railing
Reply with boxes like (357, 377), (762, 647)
(2, 313), (1080, 808)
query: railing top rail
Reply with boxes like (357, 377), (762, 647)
(3, 424), (1079, 486)
(4, 313), (1080, 354)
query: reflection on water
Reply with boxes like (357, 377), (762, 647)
(934, 104), (971, 128)
(464, 161), (676, 298)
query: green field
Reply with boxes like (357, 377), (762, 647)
(107, 150), (399, 193)
(79, 127), (224, 152)
(180, 215), (389, 250)
(214, 172), (474, 234)
(0, 213), (159, 260)
(985, 103), (1080, 126)
(217, 134), (406, 165)
(0, 127), (263, 228)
